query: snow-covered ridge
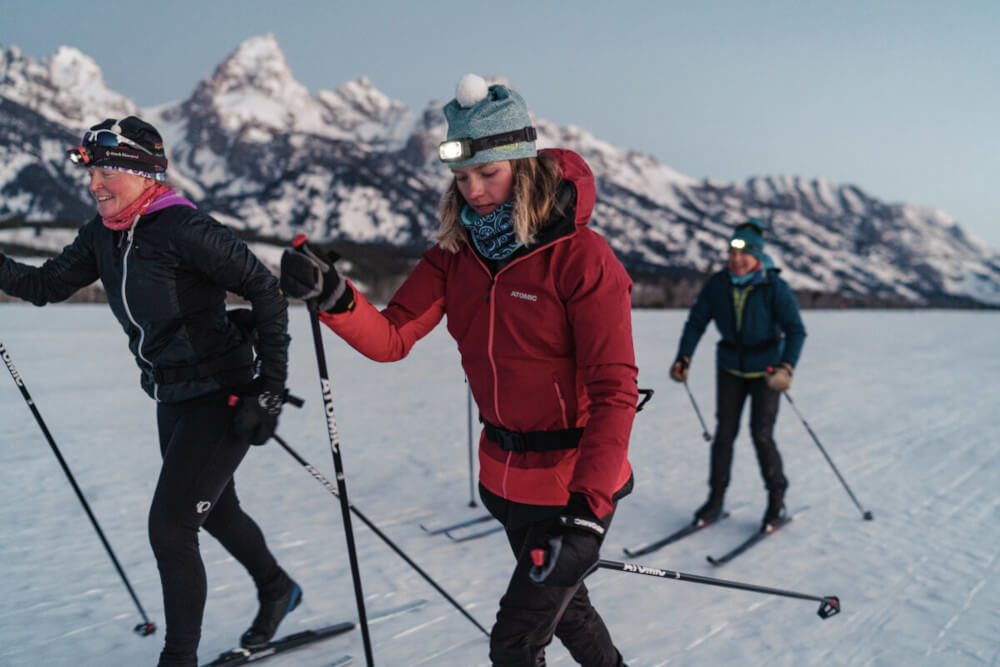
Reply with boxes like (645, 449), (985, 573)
(1, 36), (998, 306)
(0, 44), (137, 127)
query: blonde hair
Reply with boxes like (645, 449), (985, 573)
(437, 152), (563, 253)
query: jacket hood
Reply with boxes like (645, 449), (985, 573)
(540, 148), (595, 227)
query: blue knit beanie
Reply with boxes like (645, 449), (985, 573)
(729, 218), (766, 259)
(441, 74), (537, 168)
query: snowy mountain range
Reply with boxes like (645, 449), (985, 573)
(2, 34), (998, 307)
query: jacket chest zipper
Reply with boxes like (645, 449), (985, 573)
(480, 255), (530, 427)
(120, 223), (157, 400)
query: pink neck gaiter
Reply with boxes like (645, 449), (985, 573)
(101, 183), (171, 231)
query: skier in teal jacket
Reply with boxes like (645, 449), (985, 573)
(670, 219), (806, 531)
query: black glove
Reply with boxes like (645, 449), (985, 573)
(528, 493), (606, 587)
(669, 354), (690, 383)
(280, 244), (351, 313)
(232, 379), (285, 445)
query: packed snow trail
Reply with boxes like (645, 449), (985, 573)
(2, 306), (999, 665)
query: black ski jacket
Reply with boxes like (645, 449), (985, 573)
(0, 205), (289, 402)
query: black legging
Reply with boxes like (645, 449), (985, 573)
(151, 392), (283, 664)
(709, 368), (787, 493)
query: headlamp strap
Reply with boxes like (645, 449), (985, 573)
(470, 126), (537, 153)
(67, 145), (167, 170)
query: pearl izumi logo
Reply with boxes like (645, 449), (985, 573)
(0, 346), (24, 387)
(510, 290), (538, 302)
(195, 501), (211, 514)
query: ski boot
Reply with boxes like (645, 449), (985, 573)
(761, 490), (787, 533)
(694, 488), (726, 525)
(240, 572), (303, 649)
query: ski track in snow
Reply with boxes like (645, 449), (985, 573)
(1, 305), (999, 665)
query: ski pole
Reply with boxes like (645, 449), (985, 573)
(597, 559), (840, 619)
(783, 393), (873, 521)
(466, 379), (476, 507)
(683, 380), (712, 442)
(293, 235), (374, 667)
(0, 341), (156, 637)
(271, 433), (490, 638)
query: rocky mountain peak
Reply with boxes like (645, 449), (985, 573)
(0, 43), (136, 128)
(208, 34), (298, 99)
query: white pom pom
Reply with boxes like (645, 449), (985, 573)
(455, 74), (489, 108)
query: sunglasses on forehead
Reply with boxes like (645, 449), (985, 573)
(82, 129), (156, 156)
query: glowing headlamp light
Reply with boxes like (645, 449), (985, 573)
(729, 238), (747, 250)
(67, 146), (93, 165)
(439, 139), (472, 162)
(439, 126), (537, 163)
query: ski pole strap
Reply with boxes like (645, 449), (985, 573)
(152, 342), (254, 384)
(481, 417), (584, 453)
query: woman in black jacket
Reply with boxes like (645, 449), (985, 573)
(0, 117), (300, 666)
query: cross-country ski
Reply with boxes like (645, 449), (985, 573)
(623, 505), (746, 557)
(201, 622), (354, 666)
(706, 508), (806, 566)
(444, 522), (503, 543)
(419, 514), (493, 536)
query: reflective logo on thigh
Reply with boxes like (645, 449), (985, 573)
(196, 500), (212, 514)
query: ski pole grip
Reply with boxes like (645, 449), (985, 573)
(292, 234), (340, 264)
(531, 548), (547, 567)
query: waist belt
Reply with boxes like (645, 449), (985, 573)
(718, 335), (782, 352)
(482, 418), (584, 453)
(153, 343), (254, 385)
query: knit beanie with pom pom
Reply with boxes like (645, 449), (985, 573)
(440, 74), (536, 168)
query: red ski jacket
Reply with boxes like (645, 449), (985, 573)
(320, 149), (637, 518)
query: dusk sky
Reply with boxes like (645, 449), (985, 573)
(3, 0), (997, 247)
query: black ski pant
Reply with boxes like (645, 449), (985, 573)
(151, 392), (284, 665)
(708, 368), (787, 495)
(485, 494), (624, 667)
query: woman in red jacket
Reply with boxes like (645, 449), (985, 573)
(282, 74), (637, 666)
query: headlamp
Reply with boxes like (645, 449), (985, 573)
(439, 126), (537, 163)
(439, 139), (472, 162)
(729, 238), (747, 250)
(68, 146), (93, 165)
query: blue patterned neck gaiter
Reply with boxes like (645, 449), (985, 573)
(729, 267), (766, 285)
(460, 201), (522, 260)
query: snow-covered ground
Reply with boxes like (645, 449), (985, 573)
(1, 304), (998, 666)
